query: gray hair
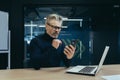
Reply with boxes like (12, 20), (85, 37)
(45, 14), (63, 24)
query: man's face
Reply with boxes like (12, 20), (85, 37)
(46, 19), (62, 38)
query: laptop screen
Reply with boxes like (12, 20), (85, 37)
(96, 46), (110, 73)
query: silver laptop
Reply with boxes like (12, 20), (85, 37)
(66, 46), (110, 76)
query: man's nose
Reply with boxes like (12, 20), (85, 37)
(55, 28), (61, 31)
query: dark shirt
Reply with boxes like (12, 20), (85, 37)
(29, 33), (70, 70)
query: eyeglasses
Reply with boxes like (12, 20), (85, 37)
(47, 23), (62, 30)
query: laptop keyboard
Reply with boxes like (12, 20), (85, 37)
(79, 66), (96, 73)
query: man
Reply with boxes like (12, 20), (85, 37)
(29, 14), (76, 70)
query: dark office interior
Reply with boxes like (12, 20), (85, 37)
(0, 0), (120, 69)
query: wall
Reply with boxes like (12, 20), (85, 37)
(0, 0), (10, 69)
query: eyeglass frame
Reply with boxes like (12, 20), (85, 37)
(47, 22), (62, 30)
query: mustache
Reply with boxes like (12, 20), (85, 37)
(53, 32), (59, 35)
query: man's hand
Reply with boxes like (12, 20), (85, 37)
(64, 45), (76, 59)
(52, 39), (62, 49)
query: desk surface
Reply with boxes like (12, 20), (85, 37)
(0, 64), (120, 80)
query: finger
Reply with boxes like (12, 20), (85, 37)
(69, 45), (76, 51)
(65, 46), (73, 53)
(64, 49), (74, 59)
(64, 51), (70, 59)
(64, 48), (74, 56)
(64, 48), (71, 56)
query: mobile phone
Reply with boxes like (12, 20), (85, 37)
(71, 39), (79, 47)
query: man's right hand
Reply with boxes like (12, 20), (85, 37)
(52, 39), (62, 49)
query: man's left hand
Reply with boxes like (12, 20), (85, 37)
(64, 45), (76, 59)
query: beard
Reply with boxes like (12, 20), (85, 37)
(52, 32), (59, 38)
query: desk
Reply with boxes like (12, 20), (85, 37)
(0, 65), (120, 80)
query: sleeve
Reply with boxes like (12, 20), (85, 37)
(29, 38), (57, 70)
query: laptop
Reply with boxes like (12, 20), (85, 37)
(66, 46), (110, 76)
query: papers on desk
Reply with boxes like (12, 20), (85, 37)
(102, 75), (120, 80)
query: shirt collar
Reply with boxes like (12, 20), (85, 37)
(43, 32), (55, 42)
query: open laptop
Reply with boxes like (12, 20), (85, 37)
(66, 46), (110, 76)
